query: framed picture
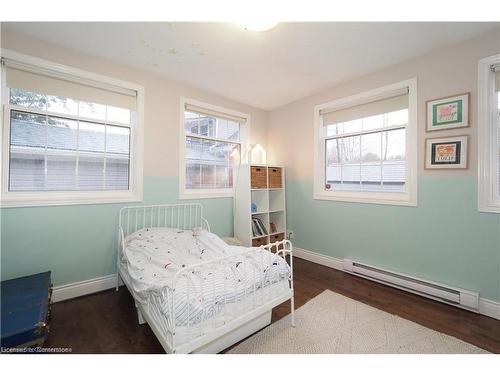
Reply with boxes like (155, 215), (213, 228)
(425, 136), (468, 169)
(426, 93), (469, 131)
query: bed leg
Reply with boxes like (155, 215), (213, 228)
(136, 306), (146, 325)
(115, 273), (120, 291)
(291, 293), (296, 327)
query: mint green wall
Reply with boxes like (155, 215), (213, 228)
(0, 176), (234, 286)
(286, 176), (500, 301)
(2, 175), (499, 302)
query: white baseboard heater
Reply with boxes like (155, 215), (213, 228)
(342, 259), (479, 312)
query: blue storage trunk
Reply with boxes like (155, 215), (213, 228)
(1, 271), (52, 348)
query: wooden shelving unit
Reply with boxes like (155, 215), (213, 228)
(234, 164), (287, 247)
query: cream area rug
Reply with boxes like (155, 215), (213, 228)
(228, 290), (489, 354)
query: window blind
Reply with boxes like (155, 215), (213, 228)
(185, 103), (247, 124)
(320, 89), (408, 126)
(4, 63), (137, 110)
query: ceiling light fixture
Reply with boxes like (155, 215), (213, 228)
(239, 21), (278, 32)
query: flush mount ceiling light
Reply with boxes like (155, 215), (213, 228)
(239, 21), (278, 32)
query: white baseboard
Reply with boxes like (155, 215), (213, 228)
(52, 274), (121, 303)
(479, 298), (500, 320)
(293, 247), (343, 271)
(293, 247), (500, 321)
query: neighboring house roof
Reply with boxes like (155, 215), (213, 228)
(10, 119), (130, 156)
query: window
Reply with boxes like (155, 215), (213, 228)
(8, 91), (131, 192)
(314, 79), (418, 206)
(1, 51), (144, 207)
(180, 98), (249, 199)
(478, 54), (500, 213)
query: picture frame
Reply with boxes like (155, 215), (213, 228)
(425, 135), (468, 169)
(426, 93), (469, 131)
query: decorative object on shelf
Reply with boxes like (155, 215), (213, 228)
(426, 93), (469, 131)
(251, 203), (257, 213)
(270, 222), (277, 233)
(248, 144), (267, 164)
(425, 135), (468, 169)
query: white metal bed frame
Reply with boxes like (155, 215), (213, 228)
(117, 203), (295, 354)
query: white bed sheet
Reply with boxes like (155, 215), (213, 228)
(120, 227), (290, 327)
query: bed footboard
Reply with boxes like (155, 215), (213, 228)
(123, 243), (294, 354)
(167, 239), (294, 353)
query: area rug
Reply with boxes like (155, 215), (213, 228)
(228, 290), (489, 354)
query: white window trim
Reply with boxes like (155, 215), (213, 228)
(0, 49), (144, 208)
(179, 97), (249, 200)
(313, 78), (418, 206)
(478, 53), (500, 213)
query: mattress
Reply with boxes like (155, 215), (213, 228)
(120, 227), (291, 328)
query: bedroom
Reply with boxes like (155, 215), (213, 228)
(1, 0), (500, 372)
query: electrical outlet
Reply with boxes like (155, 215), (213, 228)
(286, 230), (294, 240)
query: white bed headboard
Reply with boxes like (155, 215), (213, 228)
(119, 203), (210, 238)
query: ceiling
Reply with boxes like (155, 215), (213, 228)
(3, 22), (499, 110)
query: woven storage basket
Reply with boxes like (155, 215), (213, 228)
(252, 237), (268, 247)
(268, 167), (283, 188)
(270, 233), (285, 250)
(251, 166), (267, 189)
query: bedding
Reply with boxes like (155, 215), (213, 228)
(120, 227), (290, 327)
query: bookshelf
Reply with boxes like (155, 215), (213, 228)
(234, 164), (287, 247)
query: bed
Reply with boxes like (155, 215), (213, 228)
(116, 203), (295, 354)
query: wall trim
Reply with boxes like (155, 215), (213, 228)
(293, 247), (500, 321)
(293, 247), (343, 271)
(52, 274), (121, 303)
(479, 298), (500, 321)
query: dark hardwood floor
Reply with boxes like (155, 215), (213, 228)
(45, 258), (500, 353)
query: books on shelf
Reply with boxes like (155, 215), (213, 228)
(252, 217), (268, 237)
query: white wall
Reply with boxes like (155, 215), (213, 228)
(1, 28), (269, 178)
(267, 28), (500, 180)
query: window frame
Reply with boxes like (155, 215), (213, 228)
(0, 49), (144, 207)
(179, 97), (249, 200)
(313, 78), (418, 206)
(478, 53), (500, 213)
